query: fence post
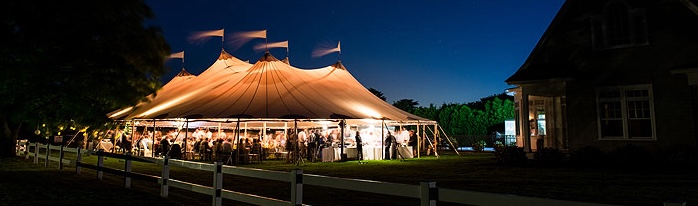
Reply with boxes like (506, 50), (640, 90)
(125, 152), (132, 189)
(58, 145), (64, 170)
(291, 169), (303, 206)
(212, 161), (223, 206)
(160, 156), (170, 198)
(34, 142), (39, 164)
(76, 147), (82, 174)
(25, 141), (30, 159)
(45, 143), (50, 168)
(420, 182), (437, 206)
(97, 150), (104, 180)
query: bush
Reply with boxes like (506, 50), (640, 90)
(494, 145), (527, 165)
(607, 144), (654, 169)
(493, 141), (504, 148)
(534, 147), (565, 166)
(472, 139), (486, 151)
(570, 146), (607, 167)
(658, 145), (698, 167)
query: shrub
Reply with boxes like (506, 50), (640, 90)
(658, 145), (698, 167)
(493, 141), (504, 148)
(607, 144), (654, 169)
(472, 139), (486, 151)
(534, 147), (565, 166)
(494, 145), (527, 165)
(570, 146), (607, 167)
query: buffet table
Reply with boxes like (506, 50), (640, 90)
(322, 146), (413, 161)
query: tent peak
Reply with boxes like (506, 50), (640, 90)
(218, 49), (234, 60)
(175, 68), (194, 77)
(332, 61), (347, 70)
(259, 51), (280, 62)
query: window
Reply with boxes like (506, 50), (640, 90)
(596, 85), (655, 140)
(590, 1), (649, 50)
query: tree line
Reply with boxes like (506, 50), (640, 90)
(373, 88), (515, 136)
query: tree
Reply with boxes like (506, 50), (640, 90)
(368, 87), (387, 101)
(0, 1), (170, 157)
(393, 99), (419, 113)
(413, 104), (439, 121)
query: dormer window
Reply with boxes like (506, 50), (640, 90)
(590, 1), (649, 50)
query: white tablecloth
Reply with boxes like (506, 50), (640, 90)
(325, 146), (413, 161)
(383, 146), (413, 159)
(397, 146), (414, 159)
(346, 147), (384, 160)
(322, 148), (341, 162)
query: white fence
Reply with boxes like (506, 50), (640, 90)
(16, 140), (620, 206)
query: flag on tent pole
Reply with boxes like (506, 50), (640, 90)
(236, 30), (266, 39)
(169, 51), (184, 59)
(312, 41), (341, 57)
(191, 29), (224, 39)
(188, 29), (225, 46)
(168, 51), (185, 70)
(254, 40), (288, 51)
(228, 29), (267, 51)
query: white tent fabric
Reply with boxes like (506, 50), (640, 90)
(106, 68), (196, 119)
(111, 50), (251, 119)
(111, 50), (431, 123)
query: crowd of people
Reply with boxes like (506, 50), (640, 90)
(95, 126), (422, 164)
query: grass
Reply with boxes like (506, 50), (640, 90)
(3, 151), (697, 206)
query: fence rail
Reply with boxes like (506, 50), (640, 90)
(16, 140), (619, 206)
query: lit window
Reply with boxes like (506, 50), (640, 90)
(596, 85), (655, 140)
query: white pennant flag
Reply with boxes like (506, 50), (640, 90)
(235, 30), (266, 39)
(169, 51), (184, 59)
(228, 29), (268, 51)
(254, 40), (288, 51)
(312, 41), (341, 57)
(188, 29), (225, 45)
(191, 29), (224, 39)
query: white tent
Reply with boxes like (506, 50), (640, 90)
(113, 50), (433, 125)
(108, 49), (442, 161)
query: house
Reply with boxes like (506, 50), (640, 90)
(505, 0), (698, 156)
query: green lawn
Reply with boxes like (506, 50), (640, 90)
(2, 151), (697, 206)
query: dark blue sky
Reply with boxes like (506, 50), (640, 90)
(145, 0), (564, 106)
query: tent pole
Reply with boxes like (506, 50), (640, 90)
(417, 120), (420, 158)
(152, 119), (156, 157)
(437, 124), (460, 155)
(294, 119), (298, 164)
(381, 119), (385, 160)
(184, 119), (188, 160)
(284, 121), (288, 162)
(235, 118), (241, 165)
(340, 119), (345, 161)
(263, 122), (267, 145)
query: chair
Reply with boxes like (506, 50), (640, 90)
(248, 153), (260, 164)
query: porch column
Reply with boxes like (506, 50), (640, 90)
(521, 90), (531, 152)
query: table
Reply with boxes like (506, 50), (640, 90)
(321, 148), (341, 162)
(346, 147), (383, 160)
(267, 152), (288, 160)
(397, 146), (414, 159)
(324, 147), (413, 161)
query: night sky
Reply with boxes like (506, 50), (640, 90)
(145, 0), (564, 106)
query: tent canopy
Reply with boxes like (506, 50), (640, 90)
(110, 49), (434, 125)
